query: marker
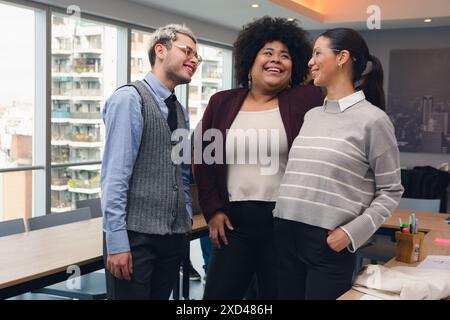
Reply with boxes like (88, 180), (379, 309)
(408, 214), (412, 234)
(415, 218), (419, 233)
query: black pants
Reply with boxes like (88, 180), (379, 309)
(274, 218), (355, 300)
(203, 201), (277, 300)
(103, 231), (187, 300)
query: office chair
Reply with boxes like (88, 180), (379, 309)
(398, 198), (441, 212)
(354, 198), (442, 275)
(0, 218), (25, 237)
(29, 208), (107, 300)
(0, 218), (71, 300)
(28, 207), (91, 230)
(76, 198), (102, 218)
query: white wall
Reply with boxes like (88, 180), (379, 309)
(32, 0), (238, 46)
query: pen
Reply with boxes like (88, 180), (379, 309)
(409, 213), (413, 234)
(415, 218), (419, 233)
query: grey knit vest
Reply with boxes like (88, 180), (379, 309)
(123, 80), (191, 235)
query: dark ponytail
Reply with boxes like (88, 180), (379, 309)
(360, 54), (385, 110)
(319, 28), (386, 110)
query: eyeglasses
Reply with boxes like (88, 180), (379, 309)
(311, 48), (342, 59)
(311, 48), (357, 62)
(173, 43), (203, 65)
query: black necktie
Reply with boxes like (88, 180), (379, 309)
(164, 94), (178, 132)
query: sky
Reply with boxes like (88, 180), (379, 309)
(0, 3), (35, 106)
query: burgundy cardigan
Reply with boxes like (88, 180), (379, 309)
(193, 85), (324, 222)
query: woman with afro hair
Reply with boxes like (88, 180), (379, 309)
(194, 16), (323, 299)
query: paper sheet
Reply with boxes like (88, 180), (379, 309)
(359, 294), (383, 300)
(352, 285), (401, 300)
(418, 255), (450, 270)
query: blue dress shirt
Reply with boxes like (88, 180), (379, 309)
(101, 72), (193, 255)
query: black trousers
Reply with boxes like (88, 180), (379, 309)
(203, 201), (277, 300)
(103, 231), (187, 300)
(274, 217), (355, 300)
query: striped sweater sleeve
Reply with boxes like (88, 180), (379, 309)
(340, 117), (404, 252)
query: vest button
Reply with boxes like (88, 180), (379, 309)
(173, 185), (178, 191)
(172, 210), (176, 217)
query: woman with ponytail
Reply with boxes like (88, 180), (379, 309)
(273, 28), (404, 299)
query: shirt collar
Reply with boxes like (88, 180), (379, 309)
(144, 72), (173, 101)
(324, 90), (365, 112)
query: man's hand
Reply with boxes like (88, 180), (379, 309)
(208, 211), (234, 249)
(107, 252), (133, 280)
(326, 228), (351, 253)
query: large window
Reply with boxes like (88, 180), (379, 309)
(188, 43), (232, 130)
(0, 2), (45, 222)
(130, 29), (152, 81)
(0, 1), (233, 222)
(0, 3), (35, 168)
(50, 13), (118, 213)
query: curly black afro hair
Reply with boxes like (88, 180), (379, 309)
(234, 16), (312, 88)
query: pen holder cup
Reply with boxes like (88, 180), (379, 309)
(395, 231), (425, 264)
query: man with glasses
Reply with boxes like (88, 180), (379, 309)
(101, 24), (201, 299)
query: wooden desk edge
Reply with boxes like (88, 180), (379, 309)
(1, 215), (208, 291)
(0, 256), (102, 290)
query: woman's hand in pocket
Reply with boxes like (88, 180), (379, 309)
(326, 228), (351, 252)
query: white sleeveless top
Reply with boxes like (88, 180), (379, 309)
(226, 107), (288, 202)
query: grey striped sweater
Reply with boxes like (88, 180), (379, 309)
(274, 97), (404, 252)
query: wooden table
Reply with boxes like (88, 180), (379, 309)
(339, 210), (450, 300)
(0, 217), (103, 299)
(0, 215), (208, 300)
(383, 209), (450, 232)
(4, 210), (445, 300)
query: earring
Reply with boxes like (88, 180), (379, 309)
(338, 63), (342, 69)
(248, 73), (252, 88)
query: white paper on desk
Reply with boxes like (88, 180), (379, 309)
(418, 255), (450, 271)
(359, 294), (383, 300)
(352, 285), (401, 300)
(353, 265), (450, 299)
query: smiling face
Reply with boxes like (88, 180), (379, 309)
(308, 36), (342, 88)
(249, 40), (293, 93)
(161, 33), (199, 86)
